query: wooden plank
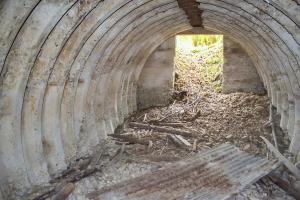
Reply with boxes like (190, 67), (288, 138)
(129, 122), (197, 137)
(261, 136), (300, 180)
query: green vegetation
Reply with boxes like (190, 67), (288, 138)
(175, 35), (223, 93)
(191, 35), (223, 47)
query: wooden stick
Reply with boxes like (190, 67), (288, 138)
(261, 136), (300, 180)
(52, 183), (75, 200)
(155, 122), (184, 128)
(109, 133), (149, 145)
(129, 122), (197, 137)
(192, 139), (197, 151)
(167, 134), (191, 149)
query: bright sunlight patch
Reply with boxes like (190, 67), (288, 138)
(175, 35), (223, 93)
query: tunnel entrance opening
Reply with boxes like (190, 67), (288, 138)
(174, 34), (223, 94)
(170, 34), (273, 154)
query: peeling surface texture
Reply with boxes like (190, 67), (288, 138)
(177, 0), (203, 27)
(0, 0), (299, 199)
(87, 144), (279, 200)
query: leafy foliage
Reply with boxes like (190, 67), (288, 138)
(191, 35), (222, 47)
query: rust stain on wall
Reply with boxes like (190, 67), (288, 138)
(177, 0), (203, 27)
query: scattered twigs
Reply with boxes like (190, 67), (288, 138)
(70, 168), (99, 183)
(268, 172), (300, 200)
(153, 110), (181, 123)
(31, 142), (118, 200)
(142, 155), (181, 163)
(185, 110), (201, 121)
(153, 122), (184, 128)
(109, 133), (149, 145)
(51, 157), (91, 183)
(182, 125), (203, 135)
(129, 122), (197, 137)
(32, 187), (56, 200)
(188, 96), (201, 107)
(269, 104), (279, 149)
(261, 136), (300, 180)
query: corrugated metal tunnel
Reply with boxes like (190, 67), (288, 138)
(0, 0), (300, 198)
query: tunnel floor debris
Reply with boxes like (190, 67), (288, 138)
(26, 90), (296, 200)
(64, 91), (296, 200)
(117, 90), (289, 159)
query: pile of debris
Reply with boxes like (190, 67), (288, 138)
(114, 91), (273, 158)
(26, 90), (300, 199)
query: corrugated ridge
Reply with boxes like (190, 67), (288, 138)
(87, 144), (279, 200)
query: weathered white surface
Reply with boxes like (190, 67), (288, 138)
(137, 37), (175, 109)
(223, 37), (265, 94)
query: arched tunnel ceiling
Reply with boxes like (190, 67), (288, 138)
(0, 0), (299, 198)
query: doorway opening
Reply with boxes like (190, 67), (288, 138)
(170, 34), (271, 154)
(174, 34), (223, 94)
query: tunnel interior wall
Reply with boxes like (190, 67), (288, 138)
(222, 36), (265, 94)
(137, 37), (175, 109)
(0, 0), (299, 198)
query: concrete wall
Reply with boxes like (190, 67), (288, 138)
(222, 37), (265, 94)
(137, 37), (175, 109)
(0, 0), (299, 198)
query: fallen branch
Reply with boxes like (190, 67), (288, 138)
(51, 158), (91, 183)
(52, 183), (75, 200)
(167, 134), (191, 149)
(129, 122), (197, 137)
(109, 133), (150, 146)
(31, 143), (109, 200)
(70, 168), (99, 182)
(155, 122), (184, 128)
(261, 136), (300, 180)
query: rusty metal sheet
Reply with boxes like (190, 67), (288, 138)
(87, 143), (279, 200)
